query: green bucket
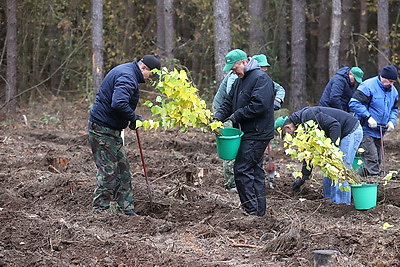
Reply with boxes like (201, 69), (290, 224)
(215, 128), (244, 160)
(350, 183), (378, 210)
(352, 157), (364, 170)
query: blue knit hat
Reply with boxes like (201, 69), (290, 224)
(380, 65), (398, 80)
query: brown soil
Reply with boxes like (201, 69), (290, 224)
(1, 100), (400, 266)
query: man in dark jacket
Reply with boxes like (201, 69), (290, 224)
(88, 55), (161, 216)
(319, 66), (364, 112)
(214, 49), (274, 216)
(278, 106), (363, 204)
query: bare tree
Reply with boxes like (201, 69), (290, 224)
(249, 0), (264, 55)
(339, 0), (353, 66)
(377, 0), (390, 69)
(314, 0), (330, 100)
(290, 0), (307, 111)
(213, 0), (231, 85)
(92, 0), (103, 95)
(277, 0), (288, 89)
(329, 0), (341, 78)
(157, 0), (166, 59)
(5, 0), (18, 118)
(164, 0), (175, 60)
(358, 0), (369, 69)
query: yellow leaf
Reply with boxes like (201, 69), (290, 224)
(382, 222), (394, 229)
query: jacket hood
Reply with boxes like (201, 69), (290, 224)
(244, 58), (260, 73)
(335, 67), (350, 80)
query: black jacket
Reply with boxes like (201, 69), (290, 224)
(214, 62), (275, 141)
(289, 106), (359, 144)
(289, 106), (359, 177)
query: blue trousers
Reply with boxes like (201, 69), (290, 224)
(234, 139), (269, 216)
(323, 123), (363, 204)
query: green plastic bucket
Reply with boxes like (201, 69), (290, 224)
(215, 128), (244, 160)
(350, 183), (378, 210)
(352, 157), (364, 170)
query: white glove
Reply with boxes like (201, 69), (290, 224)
(386, 121), (395, 132)
(368, 116), (377, 128)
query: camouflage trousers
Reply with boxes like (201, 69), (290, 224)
(223, 159), (236, 190)
(222, 120), (236, 190)
(88, 121), (134, 213)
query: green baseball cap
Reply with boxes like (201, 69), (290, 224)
(274, 116), (288, 130)
(253, 54), (270, 67)
(223, 49), (247, 71)
(350, 67), (364, 83)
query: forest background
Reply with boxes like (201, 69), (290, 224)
(1, 0), (400, 119)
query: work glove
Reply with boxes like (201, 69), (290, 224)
(224, 114), (236, 125)
(367, 116), (377, 128)
(292, 176), (308, 192)
(129, 114), (142, 130)
(386, 121), (395, 132)
(274, 99), (282, 111)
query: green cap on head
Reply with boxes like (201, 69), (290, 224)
(350, 67), (364, 83)
(274, 116), (288, 130)
(253, 54), (270, 67)
(223, 49), (247, 71)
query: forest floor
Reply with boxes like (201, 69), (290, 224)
(1, 98), (399, 266)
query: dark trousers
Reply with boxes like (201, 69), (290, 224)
(360, 135), (382, 175)
(234, 139), (269, 216)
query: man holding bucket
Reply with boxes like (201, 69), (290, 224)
(213, 49), (275, 217)
(212, 53), (285, 193)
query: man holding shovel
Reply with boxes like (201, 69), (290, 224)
(88, 55), (161, 216)
(349, 65), (399, 177)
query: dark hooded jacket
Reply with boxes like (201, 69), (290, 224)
(89, 61), (144, 130)
(289, 106), (359, 177)
(214, 59), (275, 141)
(319, 67), (356, 112)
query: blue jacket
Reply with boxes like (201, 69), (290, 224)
(319, 67), (356, 112)
(89, 61), (144, 130)
(214, 59), (275, 141)
(349, 76), (398, 138)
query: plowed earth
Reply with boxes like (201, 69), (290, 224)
(1, 100), (399, 266)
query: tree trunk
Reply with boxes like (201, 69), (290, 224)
(277, 0), (288, 89)
(314, 0), (330, 102)
(329, 0), (341, 78)
(6, 0), (18, 118)
(213, 0), (231, 85)
(157, 0), (166, 59)
(249, 0), (264, 55)
(358, 0), (369, 70)
(377, 0), (390, 69)
(164, 0), (175, 60)
(290, 0), (307, 112)
(339, 0), (352, 66)
(92, 0), (104, 96)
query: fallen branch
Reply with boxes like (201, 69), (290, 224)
(153, 170), (178, 183)
(227, 237), (263, 249)
(48, 165), (61, 174)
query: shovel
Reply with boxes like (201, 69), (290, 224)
(135, 128), (154, 208)
(265, 143), (276, 188)
(379, 125), (386, 176)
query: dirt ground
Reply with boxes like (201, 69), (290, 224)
(1, 99), (400, 266)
